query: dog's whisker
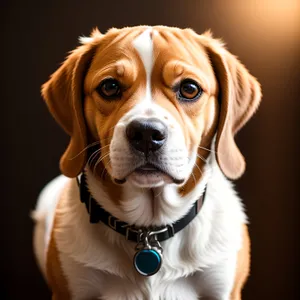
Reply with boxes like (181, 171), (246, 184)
(194, 162), (203, 177)
(91, 151), (106, 165)
(90, 154), (101, 168)
(88, 149), (100, 161)
(87, 149), (101, 166)
(86, 144), (111, 165)
(198, 145), (217, 154)
(191, 171), (197, 187)
(93, 155), (110, 176)
(98, 144), (110, 151)
(196, 154), (207, 163)
(69, 141), (100, 160)
(93, 152), (111, 175)
(69, 141), (112, 162)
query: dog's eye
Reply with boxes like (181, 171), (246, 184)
(178, 79), (202, 101)
(96, 78), (122, 100)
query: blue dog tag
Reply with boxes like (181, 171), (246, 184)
(134, 249), (162, 276)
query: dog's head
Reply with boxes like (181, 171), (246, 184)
(42, 26), (261, 190)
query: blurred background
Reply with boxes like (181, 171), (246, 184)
(1, 0), (299, 299)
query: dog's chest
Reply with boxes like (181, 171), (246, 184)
(58, 226), (202, 299)
(60, 250), (202, 300)
(57, 216), (239, 300)
(53, 166), (246, 299)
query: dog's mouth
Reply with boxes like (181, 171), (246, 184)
(114, 163), (184, 187)
(135, 163), (162, 173)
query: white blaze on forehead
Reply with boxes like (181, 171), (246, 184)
(132, 28), (154, 103)
(132, 28), (153, 78)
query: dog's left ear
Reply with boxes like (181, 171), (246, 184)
(198, 32), (262, 179)
(42, 29), (102, 177)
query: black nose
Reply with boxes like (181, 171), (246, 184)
(126, 119), (167, 155)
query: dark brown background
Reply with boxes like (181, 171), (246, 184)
(1, 0), (299, 299)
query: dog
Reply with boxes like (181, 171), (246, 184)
(33, 26), (261, 300)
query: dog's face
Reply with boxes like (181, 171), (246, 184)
(42, 26), (261, 192)
(84, 27), (219, 189)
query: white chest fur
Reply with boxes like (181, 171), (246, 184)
(42, 154), (247, 300)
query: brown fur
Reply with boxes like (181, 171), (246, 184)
(47, 215), (71, 299)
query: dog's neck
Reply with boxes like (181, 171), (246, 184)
(85, 157), (211, 228)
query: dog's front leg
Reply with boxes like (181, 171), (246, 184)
(197, 225), (250, 300)
(198, 255), (238, 300)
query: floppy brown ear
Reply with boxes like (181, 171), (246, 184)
(202, 35), (262, 179)
(42, 31), (101, 177)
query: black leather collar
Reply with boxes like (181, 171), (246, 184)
(79, 172), (206, 243)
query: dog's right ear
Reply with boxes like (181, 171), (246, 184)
(42, 29), (102, 177)
(195, 31), (262, 179)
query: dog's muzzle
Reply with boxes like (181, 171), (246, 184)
(113, 117), (185, 186)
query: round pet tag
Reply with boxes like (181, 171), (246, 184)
(133, 249), (162, 276)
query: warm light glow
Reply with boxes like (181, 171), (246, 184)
(229, 0), (300, 39)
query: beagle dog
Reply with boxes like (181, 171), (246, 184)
(33, 26), (261, 300)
